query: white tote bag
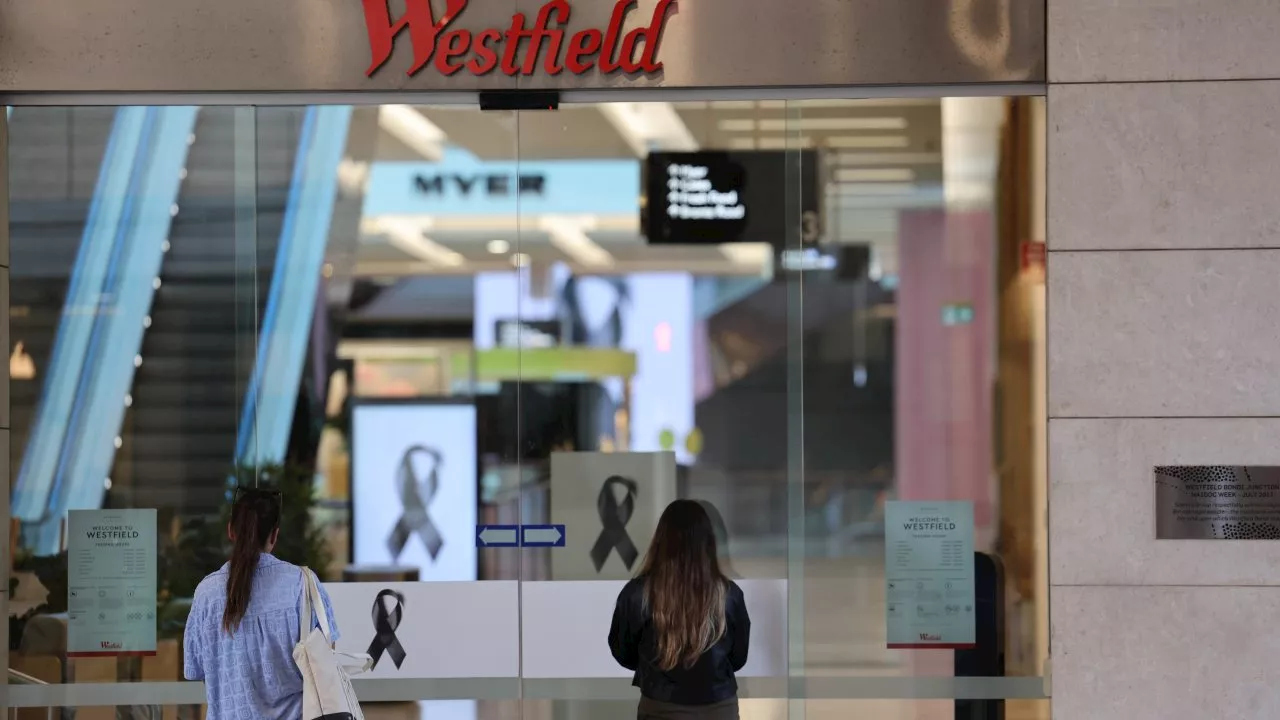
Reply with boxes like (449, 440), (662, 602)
(295, 568), (371, 720)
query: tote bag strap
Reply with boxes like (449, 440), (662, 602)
(298, 567), (333, 643)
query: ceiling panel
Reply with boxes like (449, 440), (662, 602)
(360, 99), (951, 283)
(354, 229), (772, 278)
(415, 106), (636, 160)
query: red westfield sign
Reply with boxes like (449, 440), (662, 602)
(361, 0), (677, 78)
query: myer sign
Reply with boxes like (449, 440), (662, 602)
(364, 149), (639, 218)
(414, 172), (547, 198)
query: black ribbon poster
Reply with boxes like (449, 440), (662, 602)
(590, 475), (639, 572)
(367, 589), (407, 670)
(387, 445), (444, 561)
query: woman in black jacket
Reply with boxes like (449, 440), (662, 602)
(608, 499), (751, 720)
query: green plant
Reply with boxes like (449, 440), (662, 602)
(10, 551), (69, 649)
(15, 551), (68, 613)
(161, 514), (226, 601)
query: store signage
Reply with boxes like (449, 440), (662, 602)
(779, 248), (837, 272)
(884, 501), (976, 649)
(645, 150), (821, 246)
(362, 0), (677, 78)
(413, 172), (546, 197)
(664, 162), (746, 221)
(67, 509), (158, 657)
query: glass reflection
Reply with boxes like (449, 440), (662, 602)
(5, 97), (1047, 719)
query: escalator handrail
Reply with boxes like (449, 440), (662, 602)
(236, 107), (353, 466)
(57, 107), (202, 523)
(235, 107), (319, 464)
(12, 107), (139, 523)
(45, 108), (161, 523)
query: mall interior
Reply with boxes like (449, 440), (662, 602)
(2, 97), (1049, 719)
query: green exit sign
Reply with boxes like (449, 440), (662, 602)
(942, 303), (974, 326)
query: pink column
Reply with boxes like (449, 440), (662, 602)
(894, 208), (995, 529)
(893, 208), (997, 717)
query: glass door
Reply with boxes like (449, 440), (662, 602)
(5, 104), (279, 718)
(502, 101), (799, 720)
(506, 96), (1052, 720)
(3, 95), (1050, 720)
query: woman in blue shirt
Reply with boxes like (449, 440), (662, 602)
(183, 488), (340, 719)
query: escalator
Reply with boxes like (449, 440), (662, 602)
(695, 275), (895, 472)
(8, 108), (118, 488)
(109, 108), (306, 514)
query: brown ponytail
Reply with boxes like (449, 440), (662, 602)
(223, 488), (282, 633)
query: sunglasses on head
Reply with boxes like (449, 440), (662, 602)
(232, 486), (282, 508)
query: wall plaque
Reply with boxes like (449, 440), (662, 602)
(1155, 466), (1280, 539)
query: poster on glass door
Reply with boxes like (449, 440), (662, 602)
(549, 451), (677, 581)
(884, 500), (976, 649)
(67, 509), (158, 657)
(351, 402), (478, 581)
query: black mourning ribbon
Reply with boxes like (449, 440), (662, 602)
(387, 445), (443, 561)
(367, 589), (407, 670)
(590, 475), (639, 572)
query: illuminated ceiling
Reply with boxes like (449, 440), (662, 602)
(354, 99), (971, 278)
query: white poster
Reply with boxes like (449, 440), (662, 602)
(550, 451), (677, 581)
(884, 501), (976, 649)
(325, 581), (519, 678)
(66, 508), (157, 657)
(521, 579), (787, 678)
(323, 579), (787, 679)
(352, 402), (478, 581)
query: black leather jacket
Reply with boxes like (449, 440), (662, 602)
(607, 577), (750, 705)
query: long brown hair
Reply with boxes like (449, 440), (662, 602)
(223, 488), (281, 633)
(639, 499), (728, 671)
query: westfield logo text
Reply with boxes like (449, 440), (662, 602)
(361, 0), (677, 77)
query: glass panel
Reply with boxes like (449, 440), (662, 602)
(505, 95), (1048, 720)
(3, 94), (1048, 719)
(506, 100), (800, 718)
(6, 105), (265, 714)
(343, 103), (523, 720)
(787, 95), (1050, 717)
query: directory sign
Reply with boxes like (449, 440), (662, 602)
(884, 501), (976, 649)
(67, 509), (157, 657)
(644, 150), (821, 246)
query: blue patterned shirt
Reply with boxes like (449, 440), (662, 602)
(183, 554), (340, 720)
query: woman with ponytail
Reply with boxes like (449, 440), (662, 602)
(184, 487), (340, 719)
(608, 500), (751, 720)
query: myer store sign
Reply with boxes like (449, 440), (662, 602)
(414, 172), (547, 198)
(366, 149), (638, 217)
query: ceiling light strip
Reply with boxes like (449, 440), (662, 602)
(378, 105), (448, 161)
